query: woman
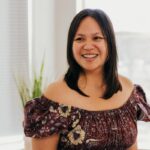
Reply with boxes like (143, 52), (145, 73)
(24, 9), (150, 150)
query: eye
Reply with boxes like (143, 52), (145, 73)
(74, 37), (84, 42)
(93, 36), (104, 41)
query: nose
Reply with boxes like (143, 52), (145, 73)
(83, 42), (94, 50)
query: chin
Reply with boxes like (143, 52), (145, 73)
(82, 67), (102, 73)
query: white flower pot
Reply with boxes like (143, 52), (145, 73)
(24, 136), (32, 150)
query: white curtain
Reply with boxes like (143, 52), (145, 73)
(0, 0), (29, 139)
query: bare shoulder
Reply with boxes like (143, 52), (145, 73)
(110, 74), (135, 106)
(118, 74), (134, 91)
(43, 78), (66, 103)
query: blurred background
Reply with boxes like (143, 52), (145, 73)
(0, 0), (150, 149)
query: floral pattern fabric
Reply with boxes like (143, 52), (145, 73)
(24, 85), (150, 150)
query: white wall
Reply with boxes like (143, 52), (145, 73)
(32, 0), (55, 83)
(54, 0), (76, 78)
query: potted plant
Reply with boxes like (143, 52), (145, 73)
(15, 60), (45, 150)
(15, 60), (45, 107)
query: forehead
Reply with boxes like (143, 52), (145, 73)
(76, 16), (103, 35)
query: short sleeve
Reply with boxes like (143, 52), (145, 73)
(23, 96), (71, 138)
(135, 85), (150, 121)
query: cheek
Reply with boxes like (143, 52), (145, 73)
(72, 43), (81, 58)
(100, 43), (108, 57)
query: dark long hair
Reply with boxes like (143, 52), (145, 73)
(64, 9), (122, 99)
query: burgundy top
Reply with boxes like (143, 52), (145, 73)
(24, 85), (150, 150)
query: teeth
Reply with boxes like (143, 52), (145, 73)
(82, 54), (98, 58)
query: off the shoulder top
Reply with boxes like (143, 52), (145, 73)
(24, 84), (150, 150)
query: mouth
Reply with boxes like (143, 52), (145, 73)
(81, 54), (99, 59)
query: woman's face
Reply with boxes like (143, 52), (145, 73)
(72, 16), (108, 73)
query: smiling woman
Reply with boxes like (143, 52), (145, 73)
(23, 9), (150, 150)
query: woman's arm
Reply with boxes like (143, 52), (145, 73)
(32, 134), (59, 150)
(127, 140), (137, 150)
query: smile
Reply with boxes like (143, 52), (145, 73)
(81, 54), (98, 58)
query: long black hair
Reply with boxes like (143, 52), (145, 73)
(64, 9), (122, 99)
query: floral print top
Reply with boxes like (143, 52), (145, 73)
(24, 85), (150, 150)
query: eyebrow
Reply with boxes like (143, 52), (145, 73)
(75, 32), (103, 36)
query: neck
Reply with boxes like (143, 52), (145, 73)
(79, 69), (105, 90)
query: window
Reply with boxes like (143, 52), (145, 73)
(0, 0), (29, 149)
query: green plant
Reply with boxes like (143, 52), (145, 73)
(15, 60), (45, 108)
(32, 60), (44, 98)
